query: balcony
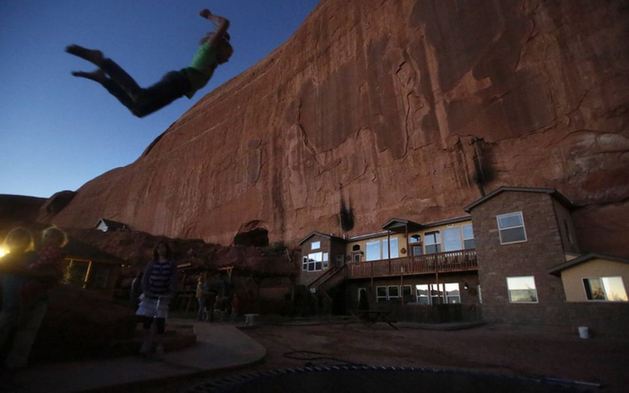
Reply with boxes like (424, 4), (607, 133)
(347, 249), (477, 279)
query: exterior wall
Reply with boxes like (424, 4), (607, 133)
(345, 272), (479, 310)
(552, 200), (580, 255)
(560, 259), (629, 302)
(346, 233), (405, 262)
(470, 191), (567, 325)
(345, 220), (474, 261)
(299, 234), (345, 286)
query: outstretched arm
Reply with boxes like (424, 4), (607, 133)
(199, 9), (230, 46)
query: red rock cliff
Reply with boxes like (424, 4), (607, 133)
(52, 0), (629, 256)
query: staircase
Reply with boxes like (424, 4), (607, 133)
(307, 265), (348, 314)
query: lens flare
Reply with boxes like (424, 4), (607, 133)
(0, 246), (8, 259)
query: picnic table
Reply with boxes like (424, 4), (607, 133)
(355, 310), (398, 329)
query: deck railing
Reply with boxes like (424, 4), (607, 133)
(347, 249), (477, 279)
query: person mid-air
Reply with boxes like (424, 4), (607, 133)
(66, 9), (232, 117)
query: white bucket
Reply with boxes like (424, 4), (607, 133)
(578, 326), (590, 339)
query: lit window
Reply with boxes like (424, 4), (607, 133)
(430, 283), (443, 304)
(506, 276), (538, 303)
(415, 284), (430, 304)
(304, 252), (325, 271)
(311, 241), (321, 250)
(322, 252), (329, 269)
(382, 238), (399, 259)
(424, 232), (441, 254)
(497, 212), (527, 244)
(444, 283), (461, 303)
(583, 277), (628, 302)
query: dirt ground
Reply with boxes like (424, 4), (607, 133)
(146, 321), (629, 393)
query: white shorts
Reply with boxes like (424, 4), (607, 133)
(135, 294), (171, 319)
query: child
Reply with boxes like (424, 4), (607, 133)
(66, 9), (232, 117)
(3, 227), (67, 369)
(136, 241), (177, 357)
(0, 227), (36, 362)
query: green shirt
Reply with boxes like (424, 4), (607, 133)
(184, 42), (218, 98)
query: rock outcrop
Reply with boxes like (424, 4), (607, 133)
(51, 0), (629, 257)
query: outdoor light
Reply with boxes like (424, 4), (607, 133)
(0, 246), (7, 259)
(463, 282), (470, 290)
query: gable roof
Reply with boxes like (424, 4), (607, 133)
(96, 218), (128, 230)
(464, 186), (574, 212)
(382, 218), (422, 232)
(298, 231), (345, 246)
(548, 253), (629, 276)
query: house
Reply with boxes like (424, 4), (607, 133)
(95, 218), (129, 233)
(62, 238), (124, 291)
(299, 217), (481, 321)
(299, 186), (628, 334)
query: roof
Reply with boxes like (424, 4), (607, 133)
(548, 253), (629, 276)
(464, 186), (574, 212)
(96, 218), (128, 229)
(298, 231), (345, 246)
(63, 238), (123, 265)
(382, 218), (422, 232)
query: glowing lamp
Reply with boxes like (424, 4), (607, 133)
(0, 246), (8, 259)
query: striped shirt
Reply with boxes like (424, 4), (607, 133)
(142, 260), (176, 296)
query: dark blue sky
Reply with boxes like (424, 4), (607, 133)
(0, 0), (319, 198)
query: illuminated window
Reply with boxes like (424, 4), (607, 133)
(415, 284), (430, 304)
(497, 212), (527, 244)
(302, 252), (325, 271)
(311, 241), (321, 250)
(583, 277), (628, 302)
(506, 276), (538, 303)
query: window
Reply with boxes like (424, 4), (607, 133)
(303, 252), (325, 271)
(409, 235), (420, 244)
(424, 232), (441, 254)
(402, 285), (413, 302)
(311, 241), (321, 250)
(366, 240), (381, 261)
(365, 238), (399, 261)
(444, 283), (461, 303)
(411, 245), (423, 256)
(375, 286), (401, 302)
(352, 253), (361, 263)
(583, 277), (628, 302)
(430, 283), (443, 304)
(463, 224), (475, 249)
(506, 276), (538, 303)
(497, 212), (527, 244)
(443, 227), (462, 251)
(415, 284), (430, 304)
(416, 283), (461, 304)
(376, 286), (388, 302)
(382, 238), (399, 259)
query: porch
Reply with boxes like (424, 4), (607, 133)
(347, 249), (477, 279)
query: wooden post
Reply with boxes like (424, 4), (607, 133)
(83, 260), (93, 289)
(387, 230), (391, 274)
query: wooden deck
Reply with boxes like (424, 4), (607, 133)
(347, 249), (477, 279)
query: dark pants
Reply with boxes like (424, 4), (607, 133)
(140, 316), (165, 334)
(99, 58), (191, 117)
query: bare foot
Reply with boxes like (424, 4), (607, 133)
(65, 44), (104, 65)
(71, 69), (107, 83)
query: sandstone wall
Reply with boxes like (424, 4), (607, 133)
(52, 0), (629, 256)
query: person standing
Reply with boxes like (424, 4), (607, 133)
(135, 241), (177, 357)
(195, 275), (209, 321)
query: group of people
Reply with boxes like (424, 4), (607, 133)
(195, 273), (240, 322)
(0, 226), (67, 370)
